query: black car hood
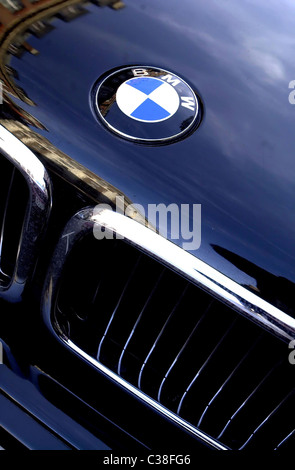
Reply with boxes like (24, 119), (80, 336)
(2, 0), (295, 314)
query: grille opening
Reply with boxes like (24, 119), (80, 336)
(54, 234), (295, 450)
(0, 155), (29, 285)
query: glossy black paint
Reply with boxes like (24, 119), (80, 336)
(0, 164), (215, 451)
(0, 0), (295, 451)
(0, 341), (109, 450)
(5, 0), (295, 316)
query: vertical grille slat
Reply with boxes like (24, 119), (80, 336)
(176, 318), (237, 415)
(117, 268), (165, 376)
(216, 360), (283, 441)
(196, 335), (263, 429)
(123, 271), (193, 396)
(47, 209), (295, 451)
(239, 389), (295, 450)
(274, 429), (295, 450)
(96, 253), (142, 363)
(138, 282), (190, 390)
(157, 298), (214, 403)
(218, 357), (295, 449)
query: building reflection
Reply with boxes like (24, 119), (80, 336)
(0, 0), (125, 127)
(99, 94), (116, 118)
(99, 70), (164, 117)
(0, 0), (151, 227)
(0, 0), (155, 233)
(212, 244), (295, 318)
(2, 117), (152, 230)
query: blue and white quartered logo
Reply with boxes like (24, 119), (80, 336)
(116, 77), (180, 123)
(94, 66), (200, 143)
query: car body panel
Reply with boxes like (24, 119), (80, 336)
(0, 0), (295, 451)
(2, 0), (295, 315)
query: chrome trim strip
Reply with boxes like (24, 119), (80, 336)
(0, 167), (16, 270)
(91, 208), (295, 341)
(0, 124), (51, 301)
(42, 207), (295, 449)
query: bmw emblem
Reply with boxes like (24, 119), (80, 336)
(93, 66), (200, 144)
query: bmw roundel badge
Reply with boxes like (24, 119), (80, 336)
(93, 66), (200, 144)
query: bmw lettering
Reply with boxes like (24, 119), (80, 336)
(93, 66), (200, 143)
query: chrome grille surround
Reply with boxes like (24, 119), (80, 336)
(42, 207), (295, 450)
(0, 125), (51, 302)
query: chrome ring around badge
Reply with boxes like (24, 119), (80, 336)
(93, 66), (200, 144)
